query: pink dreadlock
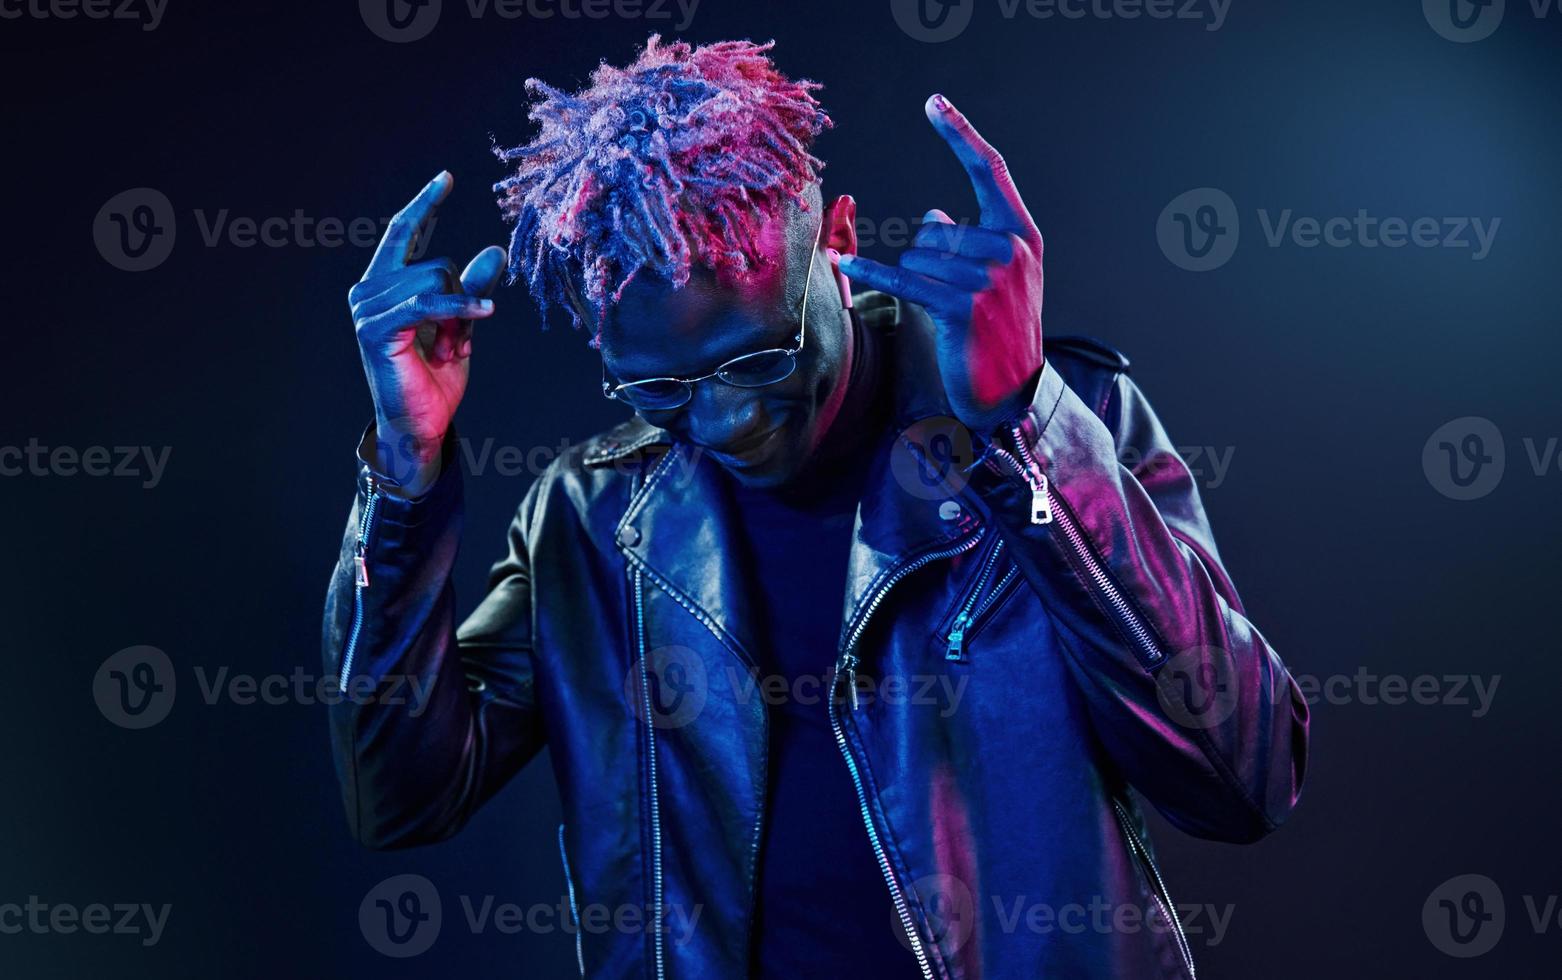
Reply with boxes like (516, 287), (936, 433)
(492, 35), (833, 347)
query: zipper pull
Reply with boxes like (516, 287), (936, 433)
(355, 475), (377, 588)
(1029, 472), (1053, 526)
(842, 652), (861, 710)
(946, 616), (969, 662)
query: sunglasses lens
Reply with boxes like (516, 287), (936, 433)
(717, 350), (797, 388)
(617, 379), (690, 411)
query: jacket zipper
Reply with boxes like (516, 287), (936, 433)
(1111, 799), (1197, 978)
(990, 428), (1164, 668)
(831, 530), (986, 980)
(337, 475), (381, 691)
(633, 567), (666, 980)
(945, 540), (1012, 662)
(558, 823), (586, 977)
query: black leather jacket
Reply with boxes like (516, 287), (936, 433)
(322, 291), (1309, 979)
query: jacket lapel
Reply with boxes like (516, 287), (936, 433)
(613, 440), (763, 669)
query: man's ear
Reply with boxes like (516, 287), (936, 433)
(823, 194), (857, 255)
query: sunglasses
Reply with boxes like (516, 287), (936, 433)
(597, 216), (824, 412)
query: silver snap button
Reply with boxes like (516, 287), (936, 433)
(618, 525), (642, 547)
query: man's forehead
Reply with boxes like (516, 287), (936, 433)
(599, 278), (791, 376)
(598, 214), (814, 372)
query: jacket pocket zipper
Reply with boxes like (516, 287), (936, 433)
(945, 540), (1019, 662)
(1111, 798), (1197, 979)
(990, 427), (1165, 669)
(558, 823), (586, 977)
(337, 475), (381, 692)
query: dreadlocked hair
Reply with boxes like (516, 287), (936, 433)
(492, 35), (833, 347)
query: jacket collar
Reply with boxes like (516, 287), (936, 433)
(592, 291), (982, 666)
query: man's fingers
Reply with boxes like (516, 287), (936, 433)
(924, 94), (1038, 240)
(913, 220), (1016, 262)
(460, 245), (507, 298)
(898, 248), (992, 292)
(439, 246), (507, 361)
(363, 171), (453, 281)
(837, 254), (966, 317)
(350, 260), (460, 318)
(357, 292), (494, 345)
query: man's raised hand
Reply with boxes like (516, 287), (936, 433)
(839, 95), (1045, 435)
(348, 171), (505, 494)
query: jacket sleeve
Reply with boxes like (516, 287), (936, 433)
(321, 423), (547, 850)
(958, 360), (1309, 843)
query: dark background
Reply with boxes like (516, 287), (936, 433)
(4, 0), (1561, 976)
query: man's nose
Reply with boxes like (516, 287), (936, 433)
(682, 381), (770, 451)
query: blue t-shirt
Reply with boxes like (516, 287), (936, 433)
(724, 313), (923, 976)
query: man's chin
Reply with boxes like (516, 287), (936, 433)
(702, 424), (812, 489)
(716, 458), (796, 490)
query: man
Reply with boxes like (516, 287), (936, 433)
(325, 36), (1308, 978)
